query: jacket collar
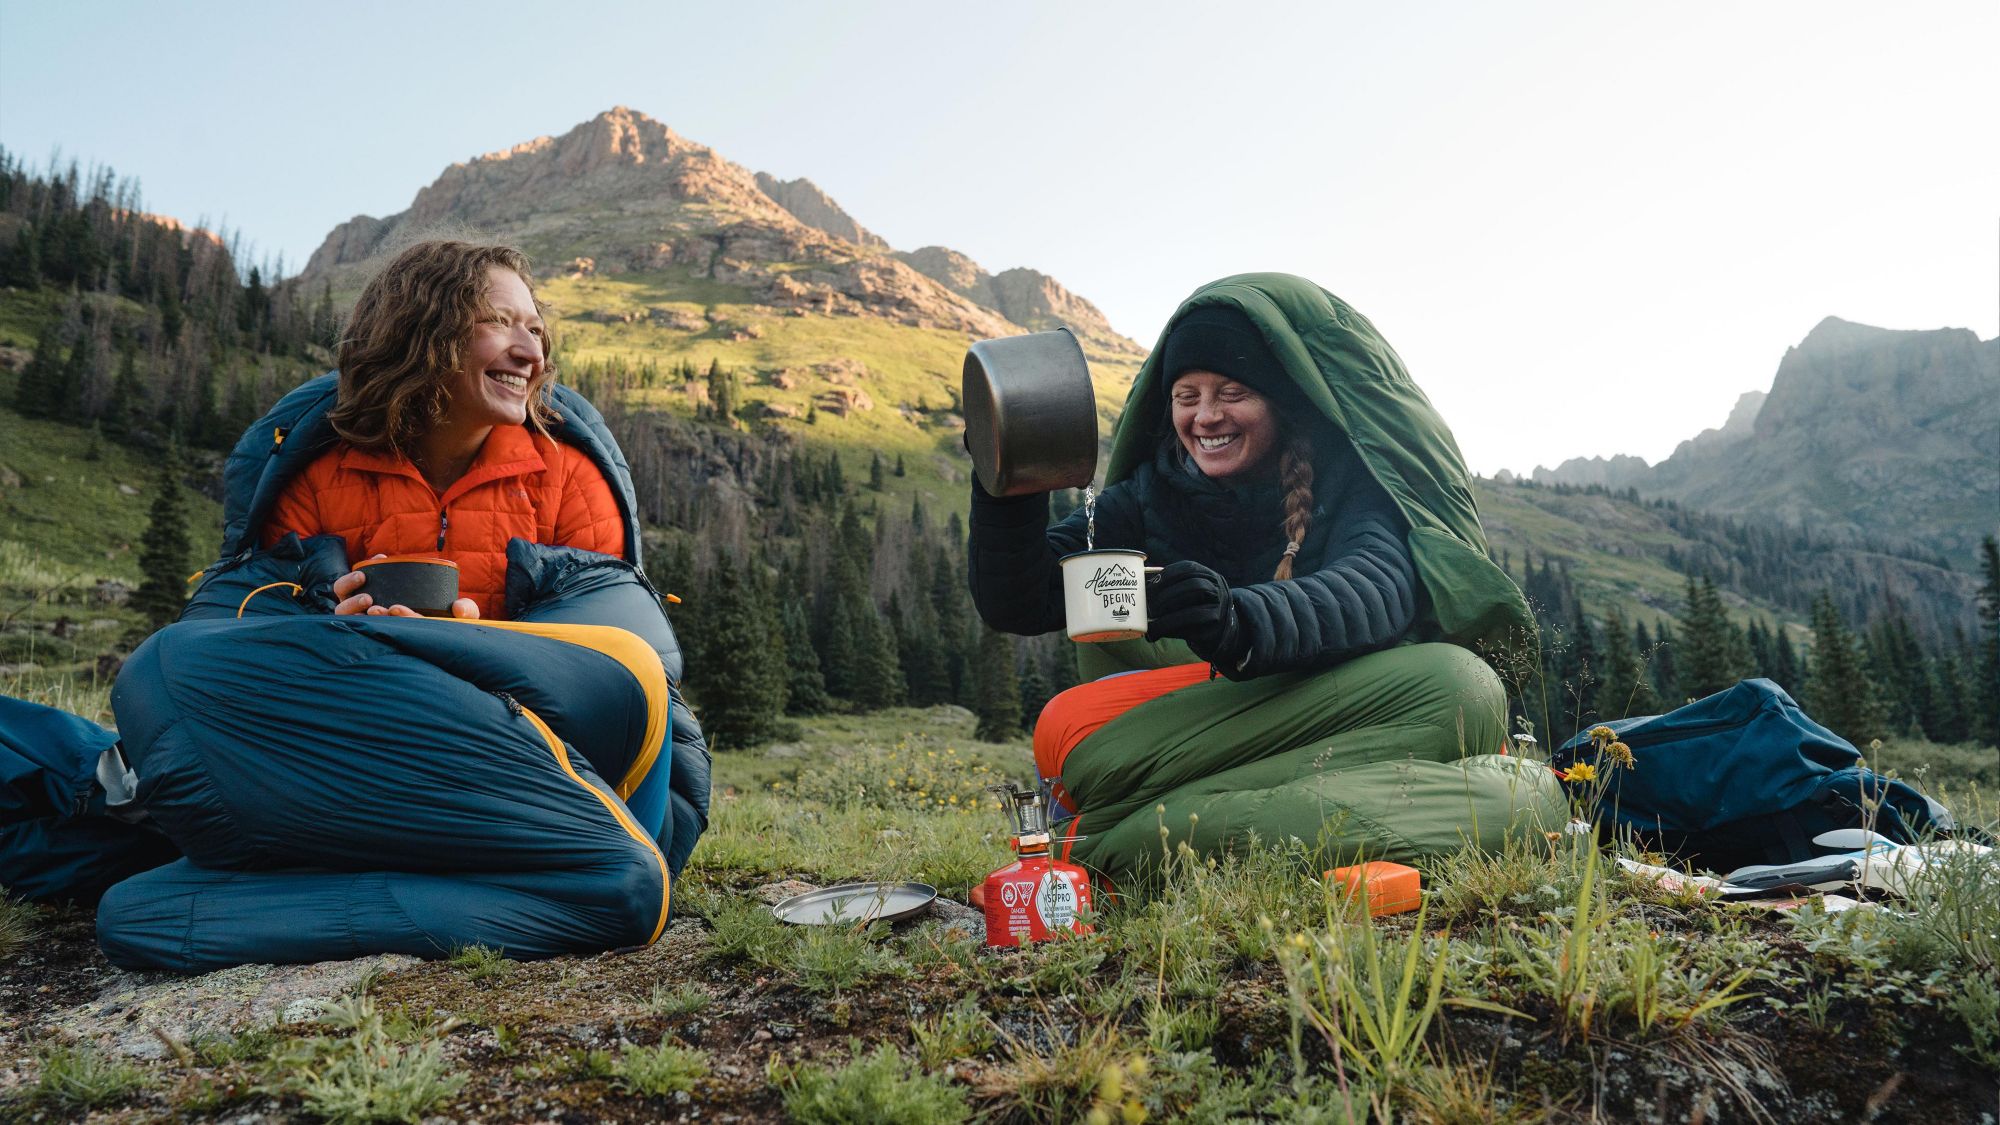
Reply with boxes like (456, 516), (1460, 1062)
(339, 425), (549, 505)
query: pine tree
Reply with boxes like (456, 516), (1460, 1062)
(1560, 601), (1599, 723)
(1864, 615), (1932, 738)
(689, 564), (788, 751)
(780, 601), (829, 716)
(1771, 626), (1803, 698)
(1017, 653), (1051, 734)
(12, 323), (62, 417)
(868, 451), (886, 492)
(2, 224), (41, 288)
(1977, 536), (2000, 748)
(1649, 621), (1683, 705)
(892, 590), (942, 706)
(1594, 606), (1659, 719)
(310, 281), (337, 348)
(852, 596), (906, 710)
(132, 446), (193, 627)
(1746, 619), (1775, 682)
(1926, 652), (1973, 745)
(1804, 591), (1884, 745)
(973, 625), (1022, 741)
(651, 538), (700, 667)
(819, 589), (858, 700)
(706, 358), (738, 427)
(893, 452), (907, 478)
(931, 548), (973, 705)
(53, 329), (89, 420)
(105, 344), (144, 437)
(1680, 575), (1746, 699)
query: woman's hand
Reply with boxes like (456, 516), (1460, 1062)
(1146, 560), (1237, 659)
(333, 556), (480, 619)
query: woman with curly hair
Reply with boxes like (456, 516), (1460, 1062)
(266, 239), (622, 619)
(968, 274), (1564, 886)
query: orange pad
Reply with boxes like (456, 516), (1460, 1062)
(1326, 861), (1423, 917)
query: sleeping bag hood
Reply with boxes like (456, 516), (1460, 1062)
(1107, 273), (1532, 657)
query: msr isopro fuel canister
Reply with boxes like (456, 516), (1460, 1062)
(981, 781), (1093, 948)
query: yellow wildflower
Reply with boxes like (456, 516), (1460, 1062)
(1563, 763), (1598, 783)
(1589, 725), (1617, 744)
(1606, 741), (1636, 769)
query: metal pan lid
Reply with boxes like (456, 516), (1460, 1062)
(770, 882), (938, 926)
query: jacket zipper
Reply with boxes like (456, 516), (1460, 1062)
(436, 510), (449, 551)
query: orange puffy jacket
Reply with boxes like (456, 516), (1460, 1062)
(263, 423), (624, 620)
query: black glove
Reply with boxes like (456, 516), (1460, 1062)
(1146, 560), (1238, 660)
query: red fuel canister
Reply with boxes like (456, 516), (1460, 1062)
(982, 782), (1093, 948)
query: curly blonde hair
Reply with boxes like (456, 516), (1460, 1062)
(329, 240), (559, 454)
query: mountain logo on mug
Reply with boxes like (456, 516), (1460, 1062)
(1081, 564), (1138, 593)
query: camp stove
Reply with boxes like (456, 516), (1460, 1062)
(980, 781), (1094, 948)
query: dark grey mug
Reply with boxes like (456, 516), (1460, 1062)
(353, 556), (460, 616)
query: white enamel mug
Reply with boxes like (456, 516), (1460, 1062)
(1059, 550), (1161, 643)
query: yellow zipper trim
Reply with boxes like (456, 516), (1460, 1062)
(519, 703), (669, 945)
(446, 619), (668, 800)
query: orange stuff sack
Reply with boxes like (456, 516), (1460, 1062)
(1326, 861), (1422, 917)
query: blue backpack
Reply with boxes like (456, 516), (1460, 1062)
(1554, 679), (1955, 872)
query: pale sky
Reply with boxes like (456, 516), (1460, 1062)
(2, 1), (1993, 475)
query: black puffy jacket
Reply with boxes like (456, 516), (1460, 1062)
(969, 432), (1416, 678)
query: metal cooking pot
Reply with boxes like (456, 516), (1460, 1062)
(962, 327), (1097, 497)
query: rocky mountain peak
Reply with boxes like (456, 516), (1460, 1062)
(753, 174), (885, 249)
(297, 106), (1140, 350)
(893, 248), (1131, 351)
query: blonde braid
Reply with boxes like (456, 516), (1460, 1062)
(1273, 433), (1315, 580)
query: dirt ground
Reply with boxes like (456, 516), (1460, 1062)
(4, 881), (1997, 1124)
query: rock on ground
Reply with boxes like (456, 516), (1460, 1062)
(50, 954), (417, 1058)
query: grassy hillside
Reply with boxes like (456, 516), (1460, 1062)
(0, 402), (224, 721)
(1474, 479), (1801, 632)
(542, 270), (1142, 511)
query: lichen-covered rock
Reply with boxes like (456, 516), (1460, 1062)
(49, 954), (419, 1058)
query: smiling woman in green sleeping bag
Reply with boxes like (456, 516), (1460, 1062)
(967, 274), (1566, 888)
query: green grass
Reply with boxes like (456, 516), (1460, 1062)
(610, 1040), (709, 1097)
(446, 943), (516, 982)
(31, 1043), (148, 1110)
(638, 981), (711, 1017)
(265, 995), (466, 1124)
(773, 1042), (972, 1125)
(0, 894), (35, 958)
(909, 997), (994, 1068)
(5, 699), (1996, 1121)
(0, 399), (223, 722)
(0, 406), (223, 588)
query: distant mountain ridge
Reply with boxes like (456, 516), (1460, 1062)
(300, 107), (1138, 354)
(1533, 317), (1998, 563)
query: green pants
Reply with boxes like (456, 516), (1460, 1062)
(1055, 643), (1567, 887)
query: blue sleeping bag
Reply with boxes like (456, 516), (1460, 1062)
(7, 373), (711, 971)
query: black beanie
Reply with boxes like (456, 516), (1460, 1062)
(1159, 306), (1296, 404)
